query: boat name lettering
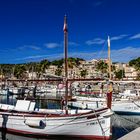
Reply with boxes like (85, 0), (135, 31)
(87, 120), (105, 126)
(125, 106), (139, 110)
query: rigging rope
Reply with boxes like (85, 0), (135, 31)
(93, 109), (106, 140)
(97, 40), (107, 59)
(41, 112), (84, 132)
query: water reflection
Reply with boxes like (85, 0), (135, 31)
(112, 115), (140, 139)
(0, 95), (16, 105)
(1, 114), (9, 140)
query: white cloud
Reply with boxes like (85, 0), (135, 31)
(44, 41), (79, 49)
(110, 47), (140, 62)
(44, 43), (60, 48)
(68, 47), (140, 62)
(18, 45), (41, 50)
(16, 55), (47, 61)
(69, 41), (79, 46)
(129, 33), (140, 40)
(86, 38), (105, 45)
(110, 34), (128, 41)
(86, 34), (128, 46)
(15, 46), (140, 63)
(15, 53), (63, 61)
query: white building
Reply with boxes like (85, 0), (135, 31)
(124, 66), (138, 79)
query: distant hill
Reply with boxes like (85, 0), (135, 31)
(129, 57), (140, 71)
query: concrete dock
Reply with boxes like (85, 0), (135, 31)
(118, 127), (140, 140)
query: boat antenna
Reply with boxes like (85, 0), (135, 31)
(63, 15), (68, 114)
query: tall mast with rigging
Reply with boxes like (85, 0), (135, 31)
(63, 15), (68, 114)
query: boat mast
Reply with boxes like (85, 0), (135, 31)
(63, 15), (68, 114)
(107, 36), (112, 109)
(107, 36), (111, 80)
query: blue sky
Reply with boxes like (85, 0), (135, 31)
(0, 0), (140, 64)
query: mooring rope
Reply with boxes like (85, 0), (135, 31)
(132, 100), (140, 108)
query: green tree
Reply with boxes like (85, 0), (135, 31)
(129, 57), (140, 71)
(129, 57), (140, 80)
(115, 69), (125, 80)
(51, 59), (64, 68)
(67, 57), (84, 68)
(14, 64), (27, 79)
(51, 57), (84, 68)
(68, 58), (76, 69)
(136, 72), (140, 80)
(55, 68), (62, 76)
(0, 64), (14, 78)
(34, 63), (42, 78)
(80, 69), (88, 78)
(25, 62), (37, 73)
(40, 59), (50, 73)
(96, 60), (108, 73)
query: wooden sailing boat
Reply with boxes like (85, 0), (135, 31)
(0, 16), (113, 140)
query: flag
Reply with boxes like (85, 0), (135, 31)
(63, 15), (68, 33)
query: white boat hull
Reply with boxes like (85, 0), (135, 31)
(69, 99), (140, 115)
(112, 100), (140, 115)
(0, 108), (112, 139)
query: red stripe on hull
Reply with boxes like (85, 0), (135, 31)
(0, 107), (108, 117)
(0, 128), (111, 140)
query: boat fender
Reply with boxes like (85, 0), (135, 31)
(25, 119), (46, 128)
(82, 101), (86, 109)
